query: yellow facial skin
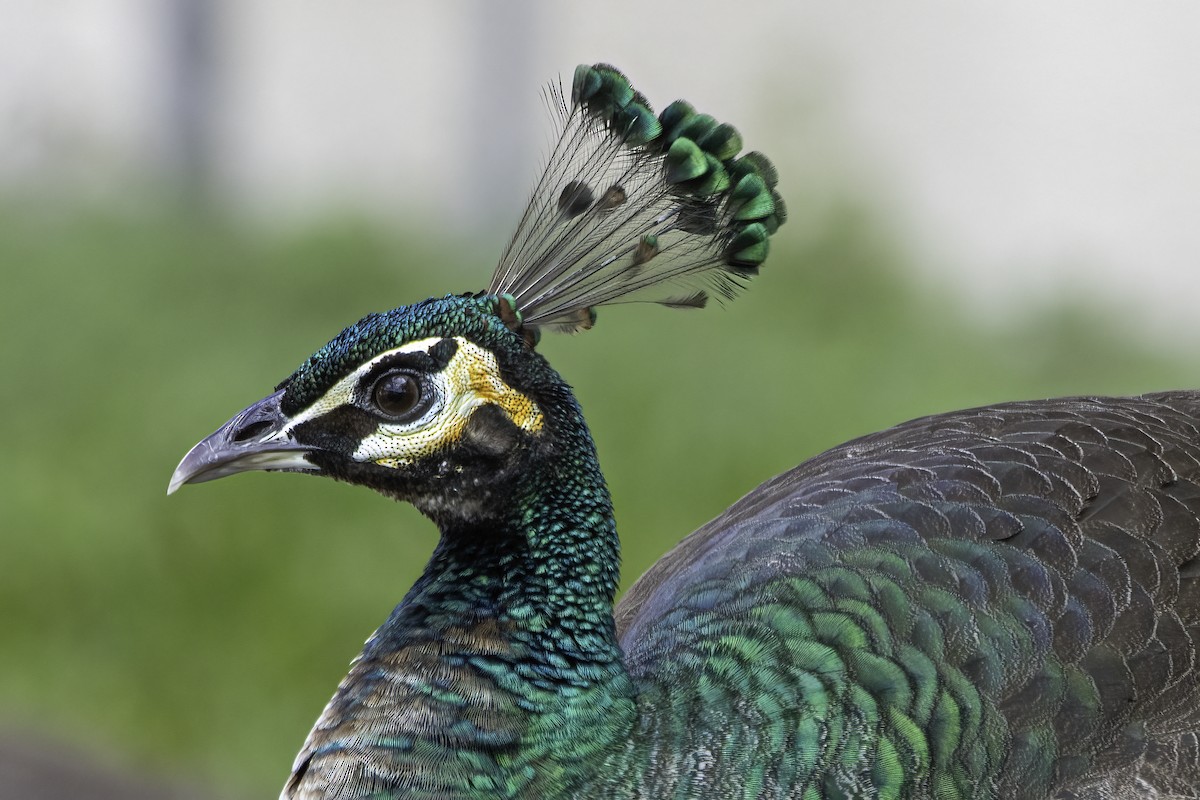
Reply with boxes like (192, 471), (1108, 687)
(283, 336), (543, 469)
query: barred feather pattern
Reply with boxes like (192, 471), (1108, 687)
(489, 64), (785, 333)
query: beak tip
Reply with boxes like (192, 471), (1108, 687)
(167, 443), (206, 496)
(168, 449), (200, 494)
(167, 387), (318, 496)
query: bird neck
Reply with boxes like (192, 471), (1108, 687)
(407, 376), (622, 637)
(360, 405), (637, 793)
(390, 445), (626, 670)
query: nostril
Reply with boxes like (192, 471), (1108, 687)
(232, 419), (273, 443)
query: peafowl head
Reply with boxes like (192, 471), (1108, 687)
(168, 293), (567, 526)
(170, 64), (785, 524)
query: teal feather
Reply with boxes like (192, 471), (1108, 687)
(490, 63), (784, 333)
(168, 65), (1200, 800)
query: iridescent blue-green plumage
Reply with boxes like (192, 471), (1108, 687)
(276, 298), (638, 798)
(491, 64), (784, 335)
(615, 394), (1200, 798)
(169, 65), (1200, 799)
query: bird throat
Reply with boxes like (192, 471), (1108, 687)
(345, 425), (639, 794)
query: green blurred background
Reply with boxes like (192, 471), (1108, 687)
(4, 4), (1200, 799)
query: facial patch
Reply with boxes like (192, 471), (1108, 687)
(285, 337), (543, 469)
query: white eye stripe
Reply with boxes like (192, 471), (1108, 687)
(282, 337), (446, 434)
(283, 335), (543, 468)
(356, 338), (544, 466)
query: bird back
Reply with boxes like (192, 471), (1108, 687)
(615, 391), (1200, 798)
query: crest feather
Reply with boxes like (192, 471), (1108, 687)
(489, 63), (786, 335)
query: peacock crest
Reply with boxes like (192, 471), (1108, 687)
(489, 63), (786, 341)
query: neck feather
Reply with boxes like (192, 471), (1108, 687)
(382, 437), (625, 670)
(342, 403), (636, 795)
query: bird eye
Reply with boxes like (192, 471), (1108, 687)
(371, 372), (423, 419)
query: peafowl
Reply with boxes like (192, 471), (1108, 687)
(170, 64), (1200, 799)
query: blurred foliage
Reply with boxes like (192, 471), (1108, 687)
(1, 197), (1195, 797)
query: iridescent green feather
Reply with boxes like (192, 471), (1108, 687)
(490, 63), (786, 333)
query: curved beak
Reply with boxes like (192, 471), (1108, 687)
(168, 389), (317, 495)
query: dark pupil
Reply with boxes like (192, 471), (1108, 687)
(373, 373), (420, 417)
